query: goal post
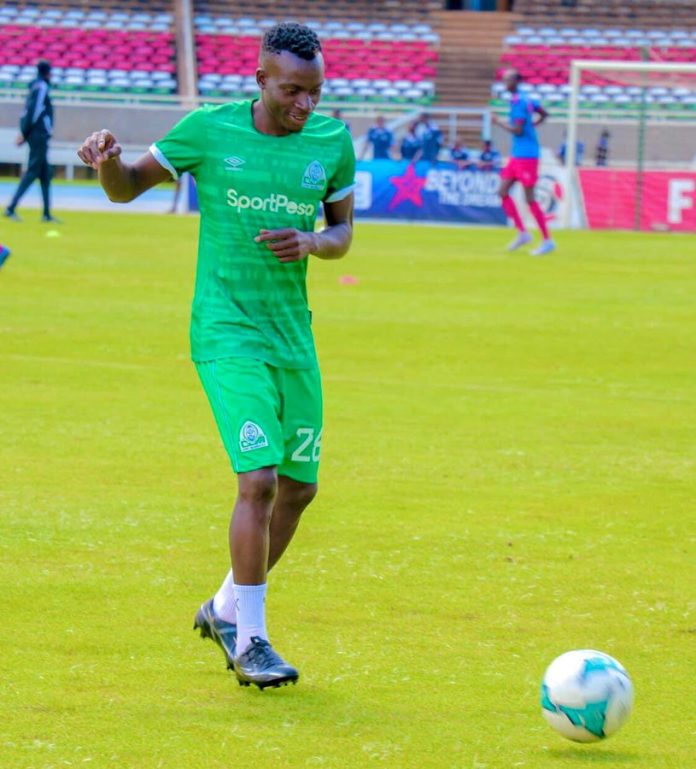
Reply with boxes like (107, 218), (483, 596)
(563, 60), (696, 229)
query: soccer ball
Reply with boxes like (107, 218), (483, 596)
(540, 649), (633, 743)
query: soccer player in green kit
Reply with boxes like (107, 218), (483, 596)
(77, 23), (355, 690)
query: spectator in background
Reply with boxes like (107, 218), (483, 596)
(477, 139), (501, 170)
(361, 115), (393, 160)
(595, 129), (610, 167)
(400, 122), (422, 162)
(419, 122), (443, 164)
(450, 139), (471, 169)
(412, 112), (442, 163)
(558, 132), (585, 165)
(414, 111), (437, 140)
(4, 60), (58, 223)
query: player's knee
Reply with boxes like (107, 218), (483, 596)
(292, 482), (318, 511)
(238, 468), (278, 505)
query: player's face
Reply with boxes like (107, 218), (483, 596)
(503, 70), (519, 93)
(257, 51), (324, 134)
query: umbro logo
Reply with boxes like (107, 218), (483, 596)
(224, 156), (245, 171)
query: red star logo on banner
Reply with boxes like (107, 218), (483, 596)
(388, 163), (427, 211)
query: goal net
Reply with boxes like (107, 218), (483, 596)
(563, 60), (696, 231)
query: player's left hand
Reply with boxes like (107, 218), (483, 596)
(15, 133), (25, 146)
(255, 228), (317, 263)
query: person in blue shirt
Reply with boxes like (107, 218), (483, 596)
(492, 69), (555, 256)
(558, 133), (585, 166)
(420, 125), (442, 163)
(477, 139), (501, 170)
(450, 140), (471, 169)
(400, 122), (422, 162)
(595, 129), (610, 167)
(362, 115), (393, 160)
(415, 112), (442, 163)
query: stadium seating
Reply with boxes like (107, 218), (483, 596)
(194, 17), (439, 104)
(514, 0), (696, 29)
(491, 25), (696, 112)
(0, 4), (177, 95)
(0, 3), (439, 104)
(193, 0), (441, 24)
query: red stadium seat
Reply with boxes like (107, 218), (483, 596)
(195, 27), (439, 99)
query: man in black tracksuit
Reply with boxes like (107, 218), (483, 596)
(5, 60), (57, 222)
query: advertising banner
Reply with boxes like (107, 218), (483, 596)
(579, 169), (696, 231)
(355, 160), (506, 225)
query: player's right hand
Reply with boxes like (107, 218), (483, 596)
(77, 129), (122, 170)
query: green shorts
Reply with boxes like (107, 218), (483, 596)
(195, 357), (323, 484)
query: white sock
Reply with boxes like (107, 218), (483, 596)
(212, 570), (237, 624)
(234, 582), (268, 655)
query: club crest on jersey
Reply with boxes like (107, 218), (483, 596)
(224, 156), (245, 171)
(239, 421), (268, 452)
(301, 160), (327, 191)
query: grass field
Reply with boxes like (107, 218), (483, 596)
(1, 214), (694, 769)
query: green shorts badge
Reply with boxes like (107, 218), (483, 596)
(239, 420), (269, 453)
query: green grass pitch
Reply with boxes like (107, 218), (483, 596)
(1, 213), (694, 768)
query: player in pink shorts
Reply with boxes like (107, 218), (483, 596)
(493, 70), (556, 256)
(502, 157), (539, 189)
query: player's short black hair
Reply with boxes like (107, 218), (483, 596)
(261, 22), (322, 61)
(37, 59), (51, 77)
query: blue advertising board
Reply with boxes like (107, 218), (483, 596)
(354, 160), (506, 225)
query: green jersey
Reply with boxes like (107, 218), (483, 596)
(152, 100), (355, 368)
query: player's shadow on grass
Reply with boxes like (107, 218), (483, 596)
(545, 748), (641, 763)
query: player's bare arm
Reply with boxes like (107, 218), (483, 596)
(255, 193), (353, 263)
(533, 105), (549, 126)
(492, 114), (524, 136)
(77, 129), (170, 203)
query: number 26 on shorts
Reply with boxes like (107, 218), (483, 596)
(291, 427), (322, 463)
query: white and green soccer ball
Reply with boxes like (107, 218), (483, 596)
(540, 649), (633, 743)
